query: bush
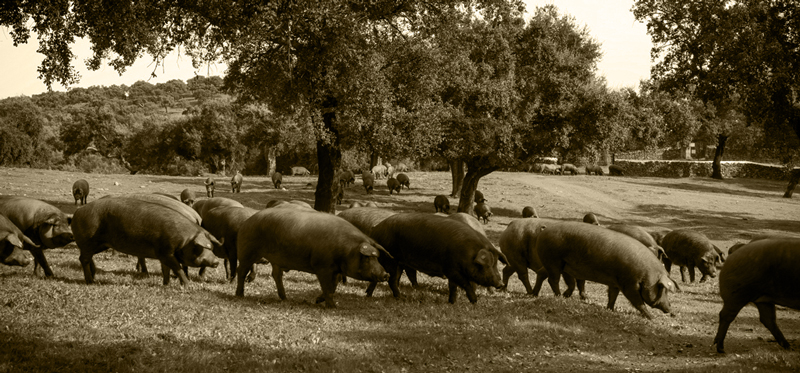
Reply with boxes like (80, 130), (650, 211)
(72, 153), (128, 174)
(615, 160), (793, 180)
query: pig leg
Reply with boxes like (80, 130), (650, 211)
(562, 273), (577, 298)
(234, 261), (255, 297)
(136, 257), (148, 274)
(404, 268), (419, 288)
(531, 269), (549, 296)
(79, 253), (97, 284)
(755, 302), (791, 349)
(500, 265), (515, 291)
(246, 264), (258, 282)
(687, 265), (696, 283)
(314, 271), (340, 308)
(272, 264), (288, 300)
(619, 285), (653, 319)
(365, 281), (378, 297)
(545, 266), (563, 296)
(606, 286), (620, 310)
(159, 256), (189, 286)
(713, 300), (748, 353)
(29, 246), (53, 277)
(576, 279), (587, 300)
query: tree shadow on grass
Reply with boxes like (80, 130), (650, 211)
(624, 178), (792, 199)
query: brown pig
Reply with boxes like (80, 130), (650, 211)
(180, 189), (196, 206)
(500, 218), (585, 298)
(73, 197), (221, 286)
(192, 197), (244, 221)
(713, 238), (800, 353)
(368, 213), (508, 304)
(0, 196), (74, 277)
(72, 179), (89, 205)
(236, 208), (392, 307)
(607, 224), (668, 261)
(201, 206), (259, 282)
(537, 222), (678, 319)
(660, 229), (719, 282)
(204, 177), (216, 198)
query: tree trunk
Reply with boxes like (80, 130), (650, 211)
(456, 163), (497, 213)
(265, 145), (277, 177)
(711, 134), (728, 180)
(449, 159), (464, 198)
(118, 155), (138, 175)
(783, 169), (800, 198)
(313, 97), (342, 213)
(369, 151), (380, 169)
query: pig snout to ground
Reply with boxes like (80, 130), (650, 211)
(387, 178), (401, 195)
(72, 179), (90, 205)
(372, 165), (387, 179)
(500, 218), (587, 298)
(201, 206), (258, 282)
(180, 189), (195, 207)
(338, 170), (355, 187)
(396, 173), (410, 189)
(73, 197), (221, 287)
(474, 190), (486, 203)
(522, 206), (538, 218)
(434, 195), (450, 214)
(536, 222), (678, 319)
(272, 172), (283, 189)
(236, 208), (392, 308)
(473, 202), (492, 224)
(0, 196), (74, 277)
(609, 164), (625, 176)
(585, 165), (604, 175)
(0, 213), (35, 267)
(290, 166), (311, 176)
(368, 213), (507, 304)
(362, 171), (375, 194)
(231, 171), (243, 193)
(661, 229), (719, 283)
(560, 163), (578, 175)
(713, 238), (800, 353)
(204, 177), (216, 198)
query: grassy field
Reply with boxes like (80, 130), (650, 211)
(1, 167), (799, 372)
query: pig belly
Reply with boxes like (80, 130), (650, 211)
(754, 295), (800, 309)
(105, 237), (160, 259)
(402, 258), (446, 278)
(563, 262), (618, 286)
(263, 252), (316, 274)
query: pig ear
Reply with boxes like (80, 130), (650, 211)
(21, 234), (39, 248)
(366, 242), (394, 260)
(662, 276), (680, 293)
(474, 249), (494, 266)
(207, 233), (224, 247)
(493, 247), (509, 265)
(5, 234), (23, 248)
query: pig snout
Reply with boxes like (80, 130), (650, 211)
(181, 248), (219, 268)
(362, 258), (389, 282)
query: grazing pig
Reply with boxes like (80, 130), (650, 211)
(362, 170), (375, 194)
(434, 195), (451, 213)
(607, 224), (668, 260)
(541, 164), (560, 175)
(583, 212), (601, 225)
(0, 213), (34, 267)
(396, 163), (408, 172)
(202, 206), (259, 282)
(474, 202), (492, 223)
(0, 196), (74, 277)
(204, 177), (216, 197)
(585, 165), (604, 175)
(647, 229), (671, 246)
(660, 229), (719, 283)
(713, 238), (800, 353)
(290, 166), (311, 176)
(500, 218), (585, 297)
(180, 189), (196, 206)
(474, 190), (486, 203)
(368, 213), (508, 303)
(74, 197), (221, 286)
(387, 178), (401, 195)
(372, 165), (387, 179)
(522, 206), (538, 218)
(338, 170), (355, 187)
(72, 179), (89, 205)
(236, 208), (392, 307)
(560, 164), (579, 175)
(727, 242), (746, 256)
(335, 180), (345, 205)
(386, 163), (394, 178)
(609, 164), (625, 176)
(530, 163), (544, 173)
(231, 171), (243, 193)
(349, 202), (363, 208)
(537, 222), (678, 319)
(396, 173), (410, 189)
(193, 197), (244, 220)
(272, 172), (283, 189)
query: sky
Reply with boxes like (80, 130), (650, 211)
(0, 0), (653, 99)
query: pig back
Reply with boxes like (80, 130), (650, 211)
(371, 213), (500, 277)
(449, 212), (486, 237)
(536, 222), (668, 286)
(718, 238), (800, 307)
(193, 198), (244, 220)
(337, 208), (397, 237)
(202, 206), (258, 257)
(119, 194), (202, 224)
(500, 218), (562, 270)
(238, 208), (372, 273)
(661, 229), (717, 265)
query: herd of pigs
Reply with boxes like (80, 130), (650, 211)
(1, 167), (798, 355)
